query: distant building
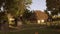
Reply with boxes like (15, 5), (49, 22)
(29, 10), (48, 24)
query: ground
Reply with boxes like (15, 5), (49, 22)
(0, 24), (60, 34)
(1, 28), (60, 34)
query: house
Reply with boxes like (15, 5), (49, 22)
(29, 10), (48, 24)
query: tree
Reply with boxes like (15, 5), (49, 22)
(23, 9), (32, 20)
(3, 0), (32, 23)
(5, 0), (32, 17)
(46, 0), (60, 15)
(22, 9), (37, 24)
(0, 0), (32, 33)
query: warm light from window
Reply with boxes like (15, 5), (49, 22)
(37, 20), (40, 24)
(41, 20), (44, 23)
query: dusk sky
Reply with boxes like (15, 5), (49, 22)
(30, 0), (46, 11)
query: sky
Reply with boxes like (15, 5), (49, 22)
(29, 0), (46, 11)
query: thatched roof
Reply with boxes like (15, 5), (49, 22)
(34, 10), (48, 20)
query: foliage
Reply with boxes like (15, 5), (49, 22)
(4, 0), (32, 17)
(21, 9), (33, 24)
(0, 0), (32, 31)
(23, 9), (33, 20)
(0, 0), (32, 19)
(46, 0), (60, 15)
(44, 10), (49, 15)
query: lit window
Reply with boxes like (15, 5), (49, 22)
(41, 20), (44, 23)
(37, 20), (40, 24)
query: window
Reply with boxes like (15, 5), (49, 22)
(41, 20), (44, 23)
(37, 20), (40, 24)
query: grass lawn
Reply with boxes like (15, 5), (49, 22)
(0, 24), (60, 34)
(0, 28), (60, 34)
